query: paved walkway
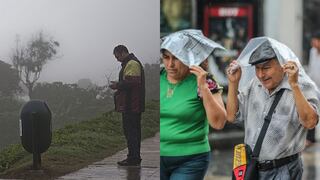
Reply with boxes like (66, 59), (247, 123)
(57, 133), (159, 180)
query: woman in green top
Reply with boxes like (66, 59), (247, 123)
(160, 29), (227, 180)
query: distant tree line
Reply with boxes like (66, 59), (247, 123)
(0, 61), (159, 149)
(144, 63), (160, 101)
(0, 30), (159, 149)
(0, 61), (20, 97)
(32, 82), (114, 129)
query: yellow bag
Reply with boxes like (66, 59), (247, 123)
(232, 143), (259, 180)
(233, 144), (248, 180)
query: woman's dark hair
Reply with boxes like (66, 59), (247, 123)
(312, 31), (320, 39)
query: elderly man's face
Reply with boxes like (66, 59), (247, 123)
(162, 50), (189, 82)
(255, 59), (284, 93)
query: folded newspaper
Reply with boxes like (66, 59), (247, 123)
(161, 29), (225, 66)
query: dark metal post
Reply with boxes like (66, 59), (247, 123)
(32, 112), (41, 170)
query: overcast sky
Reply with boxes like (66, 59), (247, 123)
(0, 0), (159, 85)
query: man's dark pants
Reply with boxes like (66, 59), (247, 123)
(122, 112), (141, 161)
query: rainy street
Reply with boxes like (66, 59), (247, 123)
(205, 133), (320, 180)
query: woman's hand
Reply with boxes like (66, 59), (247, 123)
(189, 65), (208, 90)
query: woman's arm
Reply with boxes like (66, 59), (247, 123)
(190, 65), (227, 129)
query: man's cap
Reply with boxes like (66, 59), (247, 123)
(249, 40), (277, 65)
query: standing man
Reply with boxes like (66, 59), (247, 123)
(109, 45), (145, 166)
(226, 37), (319, 179)
(307, 31), (320, 146)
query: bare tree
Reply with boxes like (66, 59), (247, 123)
(105, 72), (114, 88)
(11, 32), (59, 99)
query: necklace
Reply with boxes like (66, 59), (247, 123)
(166, 83), (177, 98)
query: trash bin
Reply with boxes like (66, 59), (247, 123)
(20, 100), (52, 169)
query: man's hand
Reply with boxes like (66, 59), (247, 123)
(109, 81), (118, 90)
(282, 61), (299, 87)
(226, 60), (242, 84)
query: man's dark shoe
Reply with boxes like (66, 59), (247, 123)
(117, 159), (141, 166)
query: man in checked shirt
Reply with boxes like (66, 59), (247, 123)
(226, 38), (320, 179)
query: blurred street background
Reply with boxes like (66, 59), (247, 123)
(161, 0), (320, 179)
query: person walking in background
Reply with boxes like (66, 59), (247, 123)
(109, 45), (145, 166)
(160, 30), (227, 180)
(306, 31), (320, 147)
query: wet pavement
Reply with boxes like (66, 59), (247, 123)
(55, 131), (320, 180)
(205, 142), (320, 180)
(57, 133), (159, 180)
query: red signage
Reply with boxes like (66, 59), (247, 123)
(203, 5), (253, 39)
(209, 7), (250, 17)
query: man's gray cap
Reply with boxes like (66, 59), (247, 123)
(249, 40), (277, 65)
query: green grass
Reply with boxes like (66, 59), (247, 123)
(0, 100), (159, 179)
